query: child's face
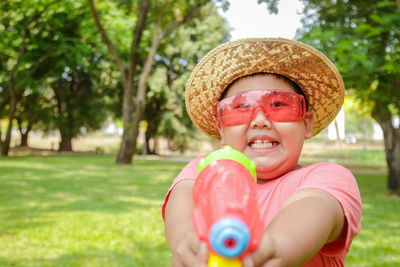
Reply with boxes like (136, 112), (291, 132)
(218, 75), (313, 180)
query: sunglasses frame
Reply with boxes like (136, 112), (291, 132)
(216, 89), (306, 127)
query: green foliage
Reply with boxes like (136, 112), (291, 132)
(297, 0), (400, 115)
(257, 0), (279, 14)
(297, 0), (400, 186)
(91, 0), (137, 59)
(0, 0), (118, 147)
(0, 0), (268, 155)
(144, 4), (230, 152)
(343, 94), (376, 138)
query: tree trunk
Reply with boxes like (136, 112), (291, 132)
(130, 27), (163, 161)
(388, 131), (400, 195)
(145, 135), (155, 155)
(90, 0), (203, 164)
(381, 124), (400, 195)
(17, 118), (32, 147)
(1, 106), (15, 156)
(59, 136), (73, 151)
(372, 103), (400, 195)
(141, 135), (149, 155)
(153, 138), (159, 154)
(116, 78), (136, 163)
(20, 132), (29, 147)
(89, 0), (151, 164)
(0, 121), (2, 144)
(1, 78), (18, 156)
(334, 119), (342, 145)
(129, 4), (204, 160)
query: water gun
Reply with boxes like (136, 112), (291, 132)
(192, 146), (263, 266)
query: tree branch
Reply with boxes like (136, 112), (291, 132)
(29, 47), (57, 75)
(88, 0), (125, 75)
(162, 4), (203, 37)
(128, 0), (151, 79)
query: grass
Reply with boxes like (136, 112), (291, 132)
(347, 173), (400, 266)
(0, 155), (186, 266)
(0, 151), (399, 266)
(300, 141), (387, 173)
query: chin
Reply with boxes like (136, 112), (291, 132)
(256, 170), (281, 180)
(255, 163), (296, 181)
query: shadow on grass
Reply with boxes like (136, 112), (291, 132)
(346, 173), (400, 266)
(35, 243), (171, 267)
(0, 257), (22, 267)
(0, 243), (171, 267)
(0, 155), (183, 233)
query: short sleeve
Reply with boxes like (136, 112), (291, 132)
(297, 163), (362, 256)
(161, 156), (204, 221)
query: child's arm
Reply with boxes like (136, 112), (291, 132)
(164, 180), (208, 266)
(243, 188), (345, 267)
(165, 182), (345, 267)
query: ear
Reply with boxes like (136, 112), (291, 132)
(303, 111), (313, 139)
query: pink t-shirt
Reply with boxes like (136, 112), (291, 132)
(162, 156), (362, 266)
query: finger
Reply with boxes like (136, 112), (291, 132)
(243, 256), (254, 267)
(261, 258), (282, 267)
(187, 232), (202, 254)
(176, 243), (198, 267)
(196, 243), (209, 262)
(244, 233), (278, 267)
(172, 254), (187, 267)
(174, 232), (209, 267)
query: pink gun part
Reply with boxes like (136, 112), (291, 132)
(192, 146), (264, 266)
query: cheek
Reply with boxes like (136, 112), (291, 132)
(277, 123), (306, 147)
(220, 125), (248, 149)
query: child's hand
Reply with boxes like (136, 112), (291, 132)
(242, 233), (282, 267)
(171, 231), (209, 267)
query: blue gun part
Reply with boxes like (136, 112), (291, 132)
(209, 218), (250, 258)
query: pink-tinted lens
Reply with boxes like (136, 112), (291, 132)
(217, 90), (306, 126)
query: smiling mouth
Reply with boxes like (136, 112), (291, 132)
(249, 139), (279, 149)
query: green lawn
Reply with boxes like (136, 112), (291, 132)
(0, 155), (186, 266)
(0, 154), (399, 266)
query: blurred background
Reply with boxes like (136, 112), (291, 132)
(1, 0), (399, 177)
(0, 0), (399, 266)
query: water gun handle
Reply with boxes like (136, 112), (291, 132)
(208, 252), (242, 267)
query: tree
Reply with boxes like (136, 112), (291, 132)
(88, 0), (150, 163)
(1, 0), (115, 152)
(0, 0), (61, 156)
(297, 0), (400, 194)
(30, 2), (112, 151)
(144, 5), (230, 154)
(88, 0), (229, 164)
(14, 92), (47, 147)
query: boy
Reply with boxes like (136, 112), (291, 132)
(162, 38), (362, 266)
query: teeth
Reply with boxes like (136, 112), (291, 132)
(250, 139), (278, 149)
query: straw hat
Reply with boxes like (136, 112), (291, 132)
(185, 38), (345, 139)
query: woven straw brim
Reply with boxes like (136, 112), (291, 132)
(185, 38), (345, 139)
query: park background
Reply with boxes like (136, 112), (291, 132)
(0, 0), (399, 266)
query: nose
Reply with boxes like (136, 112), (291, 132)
(250, 107), (272, 129)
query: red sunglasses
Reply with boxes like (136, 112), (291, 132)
(216, 90), (306, 127)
